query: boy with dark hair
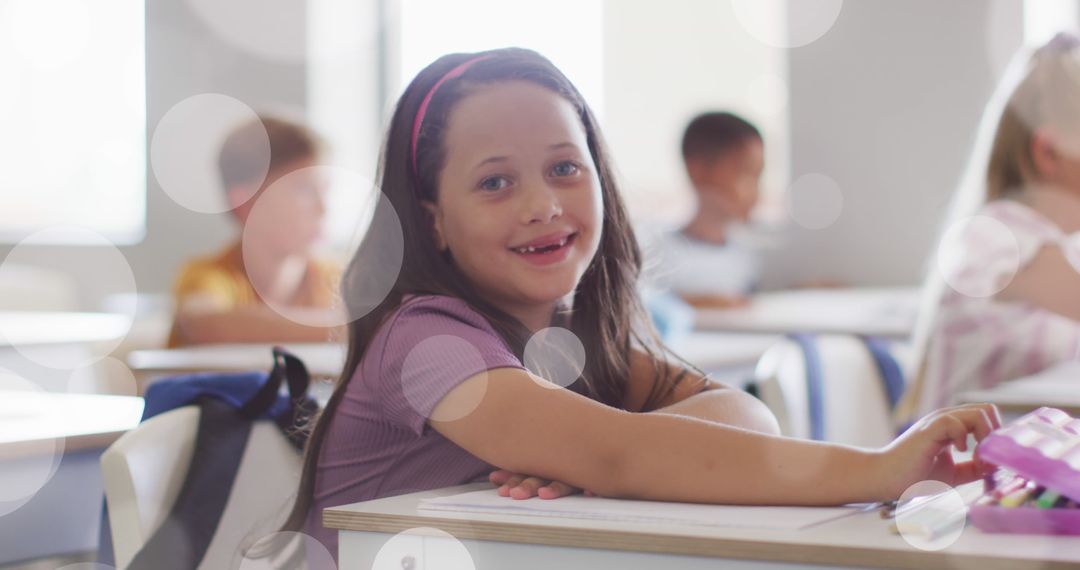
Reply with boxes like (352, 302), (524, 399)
(648, 111), (766, 308)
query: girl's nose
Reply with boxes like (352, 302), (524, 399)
(522, 182), (563, 224)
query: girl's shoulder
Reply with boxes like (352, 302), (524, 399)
(980, 199), (1061, 240)
(386, 294), (498, 334)
(360, 293), (524, 435)
(365, 294), (518, 376)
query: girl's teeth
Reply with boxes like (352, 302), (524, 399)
(513, 236), (570, 254)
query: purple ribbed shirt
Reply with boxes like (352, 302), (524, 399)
(305, 295), (525, 559)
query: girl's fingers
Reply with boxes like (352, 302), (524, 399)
(498, 474), (526, 497)
(927, 414), (968, 451)
(509, 477), (546, 500)
(489, 469), (514, 485)
(537, 480), (579, 500)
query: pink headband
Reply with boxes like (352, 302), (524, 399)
(410, 56), (490, 179)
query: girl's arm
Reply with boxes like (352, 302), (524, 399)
(997, 244), (1080, 322)
(432, 368), (999, 505)
(624, 349), (780, 434)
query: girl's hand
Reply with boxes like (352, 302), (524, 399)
(874, 404), (1002, 500)
(489, 469), (593, 500)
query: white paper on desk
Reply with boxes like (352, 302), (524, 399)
(420, 490), (856, 530)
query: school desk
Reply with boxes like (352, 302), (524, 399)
(957, 361), (1080, 417)
(0, 390), (144, 564)
(127, 342), (345, 384)
(126, 333), (780, 392)
(0, 311), (133, 392)
(693, 287), (920, 341)
(668, 331), (782, 386)
(325, 483), (1080, 570)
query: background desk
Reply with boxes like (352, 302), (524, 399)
(0, 390), (144, 565)
(128, 334), (781, 392)
(0, 311), (132, 393)
(325, 483), (1080, 570)
(127, 342), (346, 398)
(694, 287), (920, 341)
(958, 362), (1080, 417)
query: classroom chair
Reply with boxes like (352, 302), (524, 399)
(101, 405), (302, 569)
(752, 334), (904, 447)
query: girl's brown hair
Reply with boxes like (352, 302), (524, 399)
(282, 47), (693, 532)
(987, 32), (1080, 201)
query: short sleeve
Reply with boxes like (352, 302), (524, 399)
(172, 261), (241, 312)
(949, 201), (1062, 297)
(367, 296), (525, 435)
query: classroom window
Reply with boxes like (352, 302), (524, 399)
(307, 0), (604, 248)
(0, 0), (146, 245)
(395, 0), (604, 117)
(1024, 0), (1080, 46)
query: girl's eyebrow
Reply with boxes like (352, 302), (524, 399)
(471, 142), (580, 171)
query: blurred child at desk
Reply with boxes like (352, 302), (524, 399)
(167, 116), (341, 347)
(644, 112), (767, 310)
(914, 34), (1080, 414)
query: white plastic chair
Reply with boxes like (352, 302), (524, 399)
(101, 406), (303, 569)
(101, 406), (200, 568)
(753, 334), (901, 447)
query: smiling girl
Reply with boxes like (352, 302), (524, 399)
(283, 48), (1000, 560)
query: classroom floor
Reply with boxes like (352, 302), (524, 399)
(0, 552), (95, 570)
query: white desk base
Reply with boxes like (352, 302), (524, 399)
(339, 530), (839, 570)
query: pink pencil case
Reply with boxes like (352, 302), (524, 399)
(969, 407), (1080, 535)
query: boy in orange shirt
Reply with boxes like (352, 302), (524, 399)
(167, 116), (341, 347)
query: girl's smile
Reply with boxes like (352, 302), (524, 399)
(508, 230), (579, 266)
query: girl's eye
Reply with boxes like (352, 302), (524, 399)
(479, 176), (511, 192)
(551, 161), (580, 177)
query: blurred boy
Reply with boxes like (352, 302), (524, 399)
(167, 116), (340, 347)
(647, 112), (765, 309)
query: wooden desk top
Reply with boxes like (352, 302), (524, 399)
(694, 287), (919, 340)
(128, 342), (345, 378)
(0, 311), (132, 347)
(0, 390), (144, 459)
(324, 483), (1080, 570)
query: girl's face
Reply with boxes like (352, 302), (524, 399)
(1032, 128), (1080, 195)
(426, 80), (603, 326)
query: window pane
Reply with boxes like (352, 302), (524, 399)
(398, 0), (604, 117)
(0, 0), (146, 244)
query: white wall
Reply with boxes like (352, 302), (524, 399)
(771, 0), (1024, 287)
(602, 0), (790, 226)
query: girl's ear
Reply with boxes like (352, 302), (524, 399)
(1031, 128), (1064, 182)
(422, 200), (448, 251)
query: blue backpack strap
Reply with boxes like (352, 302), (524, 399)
(787, 333), (826, 441)
(861, 336), (906, 411)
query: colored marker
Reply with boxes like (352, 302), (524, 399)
(1035, 489), (1063, 509)
(1000, 482), (1037, 508)
(991, 477), (1027, 500)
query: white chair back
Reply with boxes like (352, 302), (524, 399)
(101, 405), (303, 569)
(754, 335), (900, 447)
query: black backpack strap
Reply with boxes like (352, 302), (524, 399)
(127, 397), (253, 570)
(238, 346), (318, 450)
(239, 346), (312, 420)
